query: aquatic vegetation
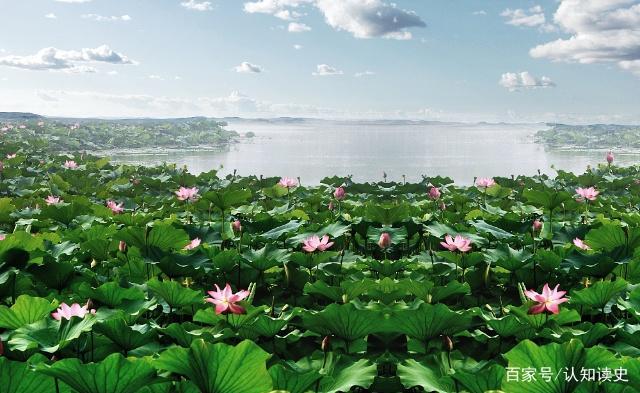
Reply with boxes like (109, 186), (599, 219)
(0, 142), (639, 392)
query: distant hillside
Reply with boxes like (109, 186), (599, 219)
(535, 124), (640, 149)
(0, 112), (42, 121)
(0, 115), (238, 152)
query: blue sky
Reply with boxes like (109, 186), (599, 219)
(0, 0), (639, 123)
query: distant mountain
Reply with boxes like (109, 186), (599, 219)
(0, 112), (42, 121)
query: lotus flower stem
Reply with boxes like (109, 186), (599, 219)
(55, 378), (60, 393)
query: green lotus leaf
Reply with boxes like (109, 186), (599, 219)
(94, 318), (156, 352)
(269, 363), (320, 393)
(302, 303), (383, 343)
(523, 189), (572, 211)
(571, 278), (627, 310)
(485, 245), (532, 271)
(193, 304), (266, 329)
(388, 303), (472, 343)
(37, 353), (159, 393)
(147, 278), (202, 309)
(503, 339), (621, 393)
(243, 245), (289, 272)
(9, 314), (97, 353)
(0, 356), (57, 393)
(0, 294), (58, 329)
(203, 189), (252, 213)
(318, 357), (377, 393)
(78, 282), (145, 308)
(154, 339), (272, 393)
(453, 362), (505, 393)
(471, 220), (514, 240)
(397, 358), (455, 392)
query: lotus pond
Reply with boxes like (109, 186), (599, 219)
(1, 143), (640, 393)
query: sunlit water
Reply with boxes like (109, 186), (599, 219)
(109, 120), (640, 185)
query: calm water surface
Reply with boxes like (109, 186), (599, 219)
(109, 121), (640, 185)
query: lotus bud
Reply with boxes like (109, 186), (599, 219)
(532, 220), (543, 232)
(442, 335), (453, 352)
(321, 336), (331, 352)
(333, 186), (346, 200)
(232, 220), (242, 233)
(341, 294), (349, 304)
(90, 259), (97, 268)
(118, 240), (127, 253)
(378, 232), (391, 249)
(51, 355), (58, 362)
(283, 262), (291, 287)
(439, 202), (446, 211)
(328, 201), (335, 211)
(606, 151), (614, 164)
(85, 299), (94, 310)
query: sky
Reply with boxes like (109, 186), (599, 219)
(0, 0), (639, 123)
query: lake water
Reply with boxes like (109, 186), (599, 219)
(109, 120), (640, 185)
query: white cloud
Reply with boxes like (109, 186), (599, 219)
(293, 44), (303, 50)
(107, 70), (118, 76)
(244, 0), (311, 19)
(54, 0), (91, 2)
(354, 70), (375, 77)
(82, 14), (132, 22)
(45, 13), (57, 19)
(312, 64), (342, 76)
(244, 0), (425, 39)
(288, 22), (311, 32)
(314, 0), (425, 39)
(499, 71), (556, 91)
(234, 61), (263, 73)
(0, 45), (136, 72)
(620, 59), (640, 76)
(148, 75), (164, 80)
(530, 0), (640, 76)
(501, 5), (546, 27)
(472, 10), (487, 16)
(181, 0), (213, 11)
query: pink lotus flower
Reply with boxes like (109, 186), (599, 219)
(302, 235), (334, 252)
(183, 238), (201, 250)
(573, 238), (591, 251)
(118, 241), (127, 253)
(45, 195), (62, 205)
(6, 153), (16, 159)
(106, 200), (124, 214)
(64, 160), (78, 169)
(440, 234), (472, 252)
(52, 302), (96, 321)
(334, 186), (346, 200)
(428, 186), (441, 200)
(0, 234), (5, 241)
(606, 151), (614, 164)
(378, 232), (391, 249)
(476, 178), (496, 188)
(232, 220), (242, 233)
(532, 220), (543, 232)
(576, 187), (599, 202)
(524, 283), (569, 315)
(205, 283), (250, 315)
(278, 177), (298, 188)
(175, 186), (199, 202)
